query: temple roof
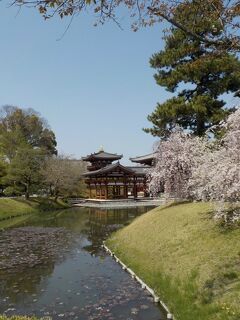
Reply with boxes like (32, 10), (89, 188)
(83, 162), (135, 177)
(130, 152), (157, 164)
(126, 166), (151, 175)
(82, 150), (123, 162)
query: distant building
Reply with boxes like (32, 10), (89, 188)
(82, 149), (156, 200)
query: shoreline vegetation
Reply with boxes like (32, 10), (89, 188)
(0, 197), (70, 229)
(107, 202), (240, 320)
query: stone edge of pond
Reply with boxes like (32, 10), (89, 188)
(74, 200), (165, 209)
(102, 242), (174, 320)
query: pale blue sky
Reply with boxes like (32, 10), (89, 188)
(0, 3), (170, 163)
(0, 3), (238, 164)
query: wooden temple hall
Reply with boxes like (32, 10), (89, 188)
(82, 149), (156, 200)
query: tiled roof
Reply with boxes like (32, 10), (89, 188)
(130, 152), (157, 163)
(126, 166), (151, 175)
(83, 162), (135, 177)
(82, 151), (122, 161)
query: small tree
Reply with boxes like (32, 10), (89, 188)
(42, 155), (87, 200)
(6, 147), (45, 199)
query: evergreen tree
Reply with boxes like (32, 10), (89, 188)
(0, 106), (57, 197)
(144, 2), (240, 138)
(0, 106), (57, 160)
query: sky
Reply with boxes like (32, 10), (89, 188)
(0, 2), (172, 164)
(0, 3), (238, 164)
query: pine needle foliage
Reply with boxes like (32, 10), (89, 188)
(144, 2), (240, 138)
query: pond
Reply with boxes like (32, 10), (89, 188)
(0, 206), (167, 320)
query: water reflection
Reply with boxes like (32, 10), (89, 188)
(0, 206), (166, 320)
(82, 207), (147, 255)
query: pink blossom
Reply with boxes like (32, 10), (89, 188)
(150, 109), (240, 223)
(149, 129), (206, 199)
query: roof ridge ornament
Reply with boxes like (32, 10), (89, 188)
(99, 145), (104, 152)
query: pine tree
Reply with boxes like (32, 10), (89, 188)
(144, 2), (240, 138)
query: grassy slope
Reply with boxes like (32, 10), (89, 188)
(107, 202), (240, 320)
(0, 317), (37, 320)
(0, 197), (69, 224)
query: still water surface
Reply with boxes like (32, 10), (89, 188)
(0, 207), (167, 320)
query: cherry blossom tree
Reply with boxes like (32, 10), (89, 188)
(189, 108), (240, 223)
(148, 129), (207, 199)
(150, 109), (240, 223)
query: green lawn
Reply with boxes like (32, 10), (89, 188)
(0, 197), (70, 226)
(107, 202), (240, 320)
(0, 198), (38, 221)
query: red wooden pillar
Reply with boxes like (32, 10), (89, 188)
(143, 177), (147, 197)
(133, 176), (137, 198)
(94, 182), (97, 199)
(124, 176), (128, 199)
(105, 180), (108, 200)
(100, 183), (102, 199)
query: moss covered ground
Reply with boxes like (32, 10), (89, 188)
(107, 202), (240, 320)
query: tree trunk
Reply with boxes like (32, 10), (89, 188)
(49, 184), (54, 197)
(25, 184), (30, 199)
(196, 114), (205, 136)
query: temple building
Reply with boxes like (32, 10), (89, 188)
(82, 149), (156, 200)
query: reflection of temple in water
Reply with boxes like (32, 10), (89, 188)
(0, 207), (163, 320)
(82, 149), (156, 200)
(82, 207), (152, 255)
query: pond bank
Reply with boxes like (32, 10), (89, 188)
(102, 242), (173, 319)
(0, 198), (70, 228)
(107, 202), (240, 320)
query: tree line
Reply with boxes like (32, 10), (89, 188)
(0, 106), (87, 200)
